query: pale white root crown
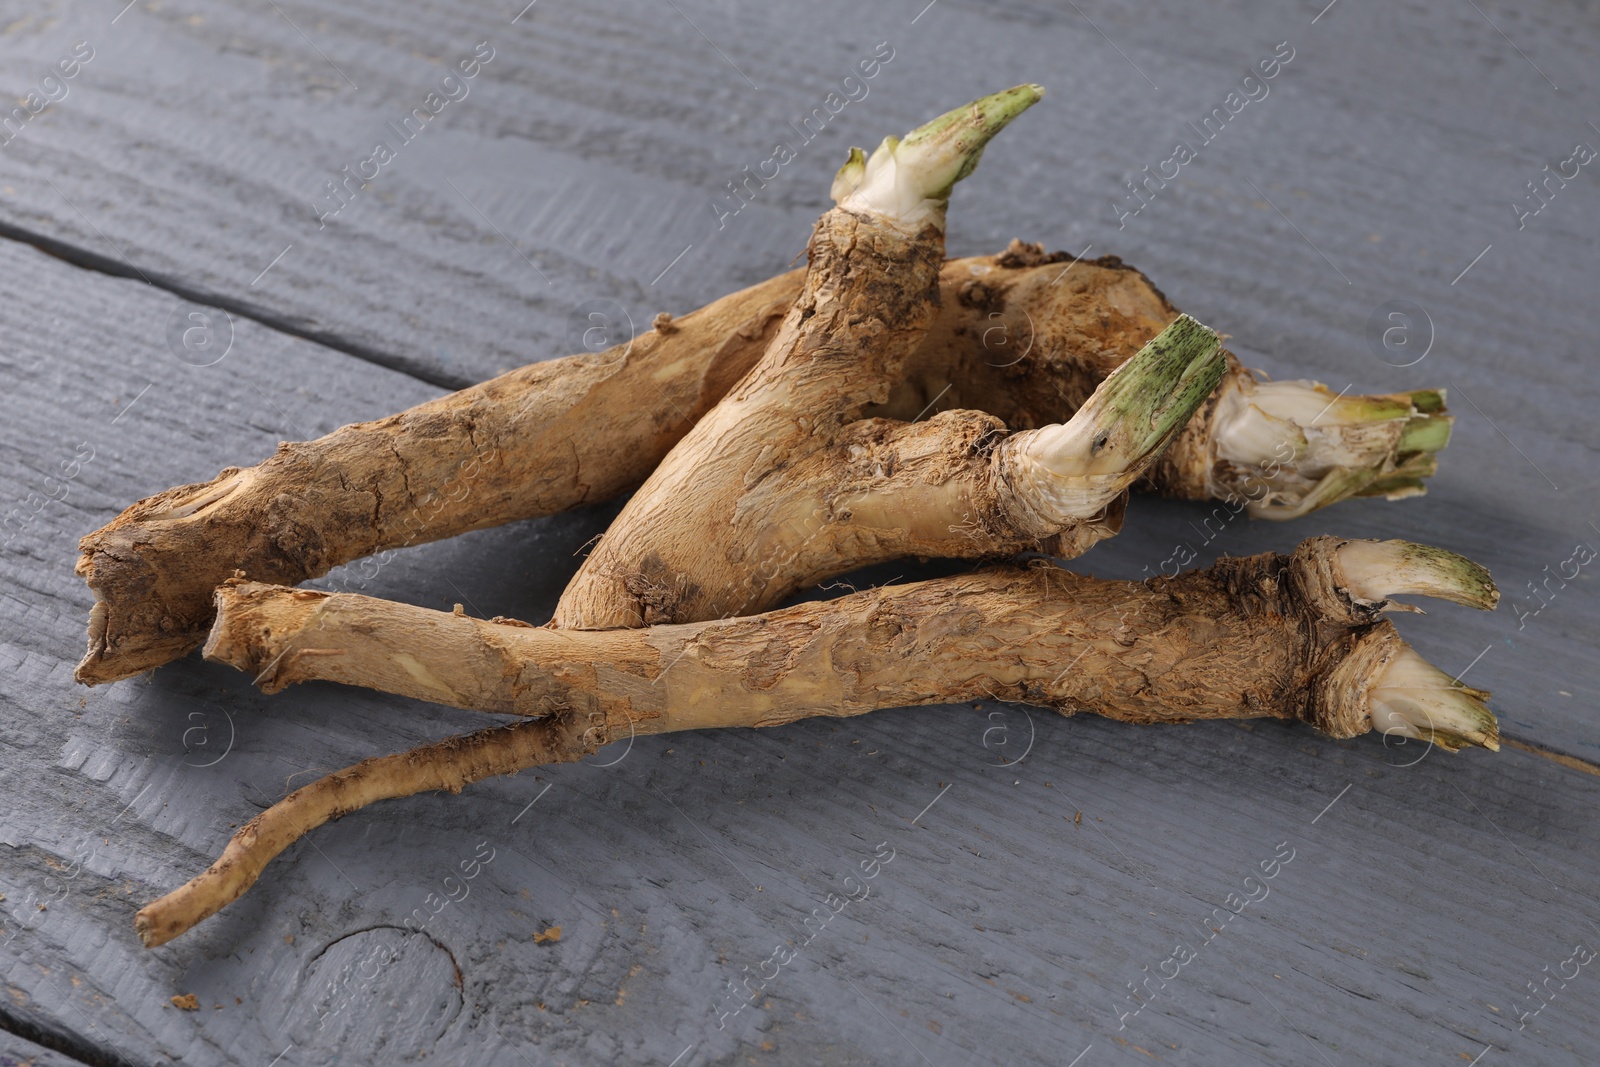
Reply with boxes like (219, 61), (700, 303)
(832, 84), (1044, 232)
(1368, 645), (1498, 752)
(1211, 378), (1452, 519)
(1336, 538), (1499, 612)
(1332, 537), (1499, 751)
(997, 314), (1225, 534)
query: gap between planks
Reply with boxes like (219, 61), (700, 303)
(0, 1009), (142, 1067)
(0, 216), (471, 393)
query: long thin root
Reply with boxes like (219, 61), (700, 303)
(135, 714), (604, 947)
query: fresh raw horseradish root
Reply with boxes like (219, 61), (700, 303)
(552, 83), (1054, 628)
(131, 536), (1498, 947)
(551, 312), (1221, 627)
(68, 89), (1495, 950)
(894, 240), (1450, 518)
(72, 255), (1447, 679)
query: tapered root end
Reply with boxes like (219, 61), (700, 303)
(1336, 539), (1499, 612)
(1210, 380), (1454, 520)
(135, 857), (240, 948)
(833, 84), (1044, 229)
(1369, 645), (1499, 752)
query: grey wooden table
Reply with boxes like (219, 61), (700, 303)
(1, 1), (1597, 1064)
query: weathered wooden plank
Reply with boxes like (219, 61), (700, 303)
(10, 647), (1600, 1066)
(1, 0), (1598, 1063)
(0, 0), (1589, 383)
(0, 1030), (90, 1067)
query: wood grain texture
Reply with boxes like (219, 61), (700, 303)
(0, 1030), (90, 1067)
(0, 0), (1596, 1064)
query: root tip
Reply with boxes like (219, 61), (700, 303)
(1369, 645), (1499, 753)
(833, 84), (1043, 224)
(1336, 539), (1498, 612)
(134, 906), (170, 948)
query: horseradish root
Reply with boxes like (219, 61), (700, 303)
(73, 267), (802, 685)
(553, 312), (1223, 627)
(134, 714), (604, 948)
(129, 535), (1496, 946)
(74, 248), (1446, 682)
(552, 84), (1048, 628)
(873, 240), (1451, 518)
(111, 92), (1497, 953)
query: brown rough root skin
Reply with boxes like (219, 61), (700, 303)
(552, 208), (951, 629)
(133, 712), (604, 948)
(74, 270), (799, 684)
(206, 536), (1403, 737)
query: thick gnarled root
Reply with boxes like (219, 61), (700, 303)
(552, 86), (1045, 629)
(74, 268), (801, 685)
(883, 242), (1454, 519)
(204, 536), (1497, 739)
(557, 313), (1223, 627)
